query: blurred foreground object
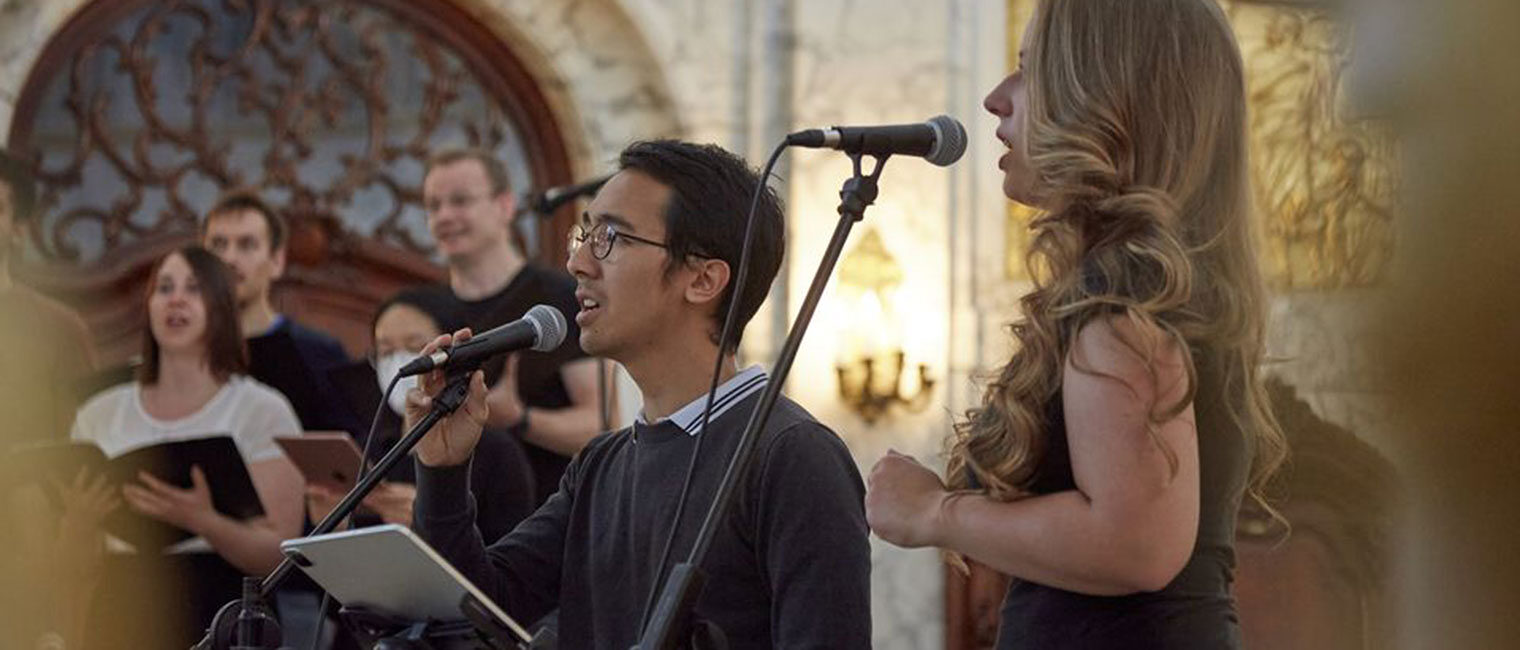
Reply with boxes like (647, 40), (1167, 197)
(1343, 0), (1520, 648)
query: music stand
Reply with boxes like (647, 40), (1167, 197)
(280, 525), (532, 649)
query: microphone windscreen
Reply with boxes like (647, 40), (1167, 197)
(926, 115), (968, 167)
(526, 304), (568, 352)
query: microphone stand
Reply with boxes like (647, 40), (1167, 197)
(193, 368), (480, 650)
(633, 152), (888, 650)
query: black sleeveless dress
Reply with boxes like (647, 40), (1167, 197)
(996, 352), (1248, 649)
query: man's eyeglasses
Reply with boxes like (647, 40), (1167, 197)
(569, 222), (695, 260)
(423, 193), (488, 215)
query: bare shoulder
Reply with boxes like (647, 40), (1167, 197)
(1067, 313), (1189, 403)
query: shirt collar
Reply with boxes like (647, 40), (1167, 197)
(639, 365), (768, 436)
(261, 313), (288, 337)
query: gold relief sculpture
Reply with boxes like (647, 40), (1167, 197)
(1003, 0), (1397, 289)
(1227, 2), (1397, 288)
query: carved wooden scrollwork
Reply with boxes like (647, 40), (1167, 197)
(9, 0), (571, 267)
(8, 0), (574, 362)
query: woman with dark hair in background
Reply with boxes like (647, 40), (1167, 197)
(68, 245), (304, 649)
(865, 1), (1286, 648)
(315, 285), (536, 541)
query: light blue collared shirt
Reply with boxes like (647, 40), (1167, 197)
(637, 365), (768, 436)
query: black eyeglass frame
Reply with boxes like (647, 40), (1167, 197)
(568, 222), (712, 260)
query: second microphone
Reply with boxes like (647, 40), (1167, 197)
(397, 304), (568, 378)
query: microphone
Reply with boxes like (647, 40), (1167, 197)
(397, 304), (568, 378)
(520, 175), (613, 217)
(785, 114), (968, 167)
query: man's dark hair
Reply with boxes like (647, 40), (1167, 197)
(137, 246), (249, 385)
(0, 149), (38, 224)
(204, 190), (288, 251)
(617, 140), (785, 354)
(425, 148), (513, 196)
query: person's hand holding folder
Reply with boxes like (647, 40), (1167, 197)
(122, 465), (215, 534)
(52, 468), (120, 581)
(363, 483), (417, 527)
(54, 468), (120, 539)
(307, 481), (416, 529)
(5, 436), (269, 551)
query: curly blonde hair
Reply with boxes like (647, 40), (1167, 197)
(948, 0), (1286, 517)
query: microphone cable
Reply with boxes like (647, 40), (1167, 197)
(635, 141), (790, 631)
(305, 371), (402, 650)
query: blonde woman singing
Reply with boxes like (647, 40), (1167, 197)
(865, 1), (1286, 647)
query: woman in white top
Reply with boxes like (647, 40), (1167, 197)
(69, 245), (304, 648)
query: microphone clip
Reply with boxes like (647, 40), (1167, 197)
(838, 152), (888, 222)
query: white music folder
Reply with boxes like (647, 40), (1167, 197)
(280, 523), (532, 645)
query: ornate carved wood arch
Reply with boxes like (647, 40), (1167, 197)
(8, 0), (577, 361)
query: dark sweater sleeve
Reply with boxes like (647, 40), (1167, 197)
(413, 452), (575, 625)
(468, 427), (538, 541)
(750, 422), (873, 649)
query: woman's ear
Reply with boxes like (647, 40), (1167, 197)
(683, 257), (732, 310)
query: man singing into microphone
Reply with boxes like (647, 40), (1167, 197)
(405, 140), (871, 648)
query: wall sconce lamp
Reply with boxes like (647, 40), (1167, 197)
(834, 228), (934, 424)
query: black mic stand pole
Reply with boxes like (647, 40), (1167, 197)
(633, 152), (888, 650)
(194, 368), (479, 650)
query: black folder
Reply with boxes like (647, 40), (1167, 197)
(7, 435), (265, 550)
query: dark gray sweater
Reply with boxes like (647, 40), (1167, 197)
(413, 392), (872, 649)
